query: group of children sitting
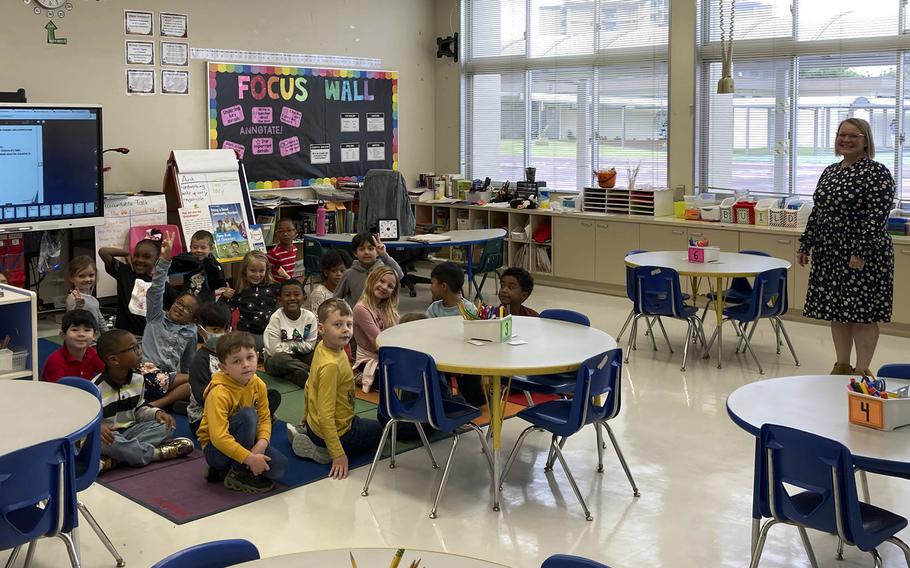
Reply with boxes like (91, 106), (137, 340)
(39, 218), (539, 494)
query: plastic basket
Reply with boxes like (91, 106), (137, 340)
(0, 345), (27, 372)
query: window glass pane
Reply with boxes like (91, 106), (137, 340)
(468, 0), (526, 58)
(795, 55), (897, 195)
(530, 0), (595, 57)
(468, 73), (526, 182)
(706, 0), (791, 41)
(705, 60), (792, 194)
(797, 0), (898, 41)
(597, 0), (669, 49)
(597, 63), (668, 188)
(904, 54), (910, 200)
(528, 69), (593, 191)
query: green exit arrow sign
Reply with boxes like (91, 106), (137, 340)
(45, 21), (67, 45)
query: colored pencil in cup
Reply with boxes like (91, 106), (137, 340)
(349, 552), (358, 568)
(389, 548), (405, 568)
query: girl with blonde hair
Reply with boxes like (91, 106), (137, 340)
(352, 265), (400, 392)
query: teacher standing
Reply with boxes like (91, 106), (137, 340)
(798, 118), (896, 377)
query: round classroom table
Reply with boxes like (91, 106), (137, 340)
(377, 315), (617, 512)
(236, 547), (508, 567)
(304, 229), (506, 298)
(0, 380), (101, 456)
(625, 251), (791, 368)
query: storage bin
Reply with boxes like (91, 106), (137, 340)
(719, 198), (735, 224)
(0, 345), (27, 372)
(848, 391), (910, 431)
(733, 201), (757, 225)
(463, 315), (512, 343)
(699, 205), (721, 222)
(688, 246), (720, 263)
(754, 198), (779, 226)
(771, 200), (813, 228)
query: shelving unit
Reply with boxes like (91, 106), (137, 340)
(585, 187), (674, 217)
(0, 284), (38, 381)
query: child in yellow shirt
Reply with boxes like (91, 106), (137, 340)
(196, 331), (288, 493)
(287, 298), (382, 479)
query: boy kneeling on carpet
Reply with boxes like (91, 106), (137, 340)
(287, 298), (382, 480)
(197, 331), (288, 494)
(94, 330), (194, 474)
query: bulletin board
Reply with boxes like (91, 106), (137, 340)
(207, 62), (398, 190)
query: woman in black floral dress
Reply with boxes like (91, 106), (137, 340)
(798, 118), (896, 377)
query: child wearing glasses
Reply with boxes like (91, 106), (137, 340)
(140, 231), (197, 409)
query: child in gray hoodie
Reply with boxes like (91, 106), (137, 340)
(334, 232), (403, 307)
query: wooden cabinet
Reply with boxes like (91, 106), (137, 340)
(553, 217), (595, 281)
(739, 233), (798, 310)
(894, 243), (910, 324)
(639, 224), (688, 251)
(686, 227), (739, 252)
(594, 221), (639, 286)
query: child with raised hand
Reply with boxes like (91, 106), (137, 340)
(196, 331), (288, 493)
(42, 309), (105, 383)
(304, 249), (350, 313)
(426, 261), (473, 318)
(267, 218), (297, 282)
(168, 229), (227, 303)
(497, 267), (539, 317)
(287, 298), (382, 479)
(94, 329), (194, 473)
(65, 255), (108, 332)
(334, 233), (404, 308)
(263, 279), (318, 387)
(353, 266), (400, 393)
(140, 231), (195, 409)
(99, 238), (176, 337)
(220, 250), (281, 352)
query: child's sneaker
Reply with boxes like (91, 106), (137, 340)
(203, 465), (228, 483)
(152, 437), (195, 461)
(223, 467), (274, 494)
(286, 423), (331, 464)
(99, 456), (118, 474)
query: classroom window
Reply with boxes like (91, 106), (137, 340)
(697, 0), (910, 200)
(463, 0), (669, 192)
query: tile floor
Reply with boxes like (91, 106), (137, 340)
(20, 278), (910, 568)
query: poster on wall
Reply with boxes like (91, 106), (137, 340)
(207, 62), (397, 189)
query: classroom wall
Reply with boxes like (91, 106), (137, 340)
(0, 0), (442, 193)
(434, 0), (462, 174)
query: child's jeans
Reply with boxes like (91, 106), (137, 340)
(202, 407), (288, 480)
(307, 415), (383, 458)
(265, 351), (315, 388)
(101, 420), (171, 466)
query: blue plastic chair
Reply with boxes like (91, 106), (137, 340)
(700, 249), (771, 322)
(509, 309), (592, 406)
(878, 364), (910, 379)
(362, 347), (493, 519)
(541, 555), (611, 568)
(705, 268), (798, 374)
(467, 238), (504, 303)
(57, 377), (126, 567)
(626, 266), (707, 371)
(0, 438), (80, 568)
(501, 349), (638, 520)
(750, 424), (910, 568)
(150, 539), (260, 568)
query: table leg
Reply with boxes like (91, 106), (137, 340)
(714, 276), (725, 369)
(490, 374), (502, 511)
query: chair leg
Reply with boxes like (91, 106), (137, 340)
(749, 519), (779, 568)
(796, 526), (819, 568)
(774, 317), (800, 366)
(646, 317), (658, 351)
(551, 436), (593, 521)
(696, 318), (710, 358)
(389, 422), (398, 469)
(6, 546), (22, 568)
(467, 423), (494, 476)
(656, 317), (674, 353)
(523, 391), (535, 407)
(361, 419), (395, 496)
(681, 319), (694, 371)
(545, 436), (567, 472)
(885, 535), (910, 566)
(500, 426), (536, 488)
(624, 316), (640, 362)
(772, 318), (782, 354)
(617, 310), (634, 342)
(429, 433), (461, 519)
(836, 537), (845, 560)
(415, 424), (439, 469)
(604, 422), (640, 497)
(870, 549), (883, 568)
(57, 532), (81, 568)
(739, 322), (764, 374)
(595, 421), (605, 473)
(77, 502), (126, 567)
(700, 298), (712, 327)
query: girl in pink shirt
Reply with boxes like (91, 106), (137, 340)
(352, 266), (399, 393)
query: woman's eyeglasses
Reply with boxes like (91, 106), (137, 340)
(837, 133), (866, 140)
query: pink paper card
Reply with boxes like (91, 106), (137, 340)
(279, 136), (300, 157)
(252, 138), (273, 155)
(252, 107), (273, 124)
(220, 104), (244, 126)
(280, 106), (302, 128)
(221, 141), (245, 159)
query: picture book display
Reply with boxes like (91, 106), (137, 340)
(207, 62), (398, 190)
(209, 203), (249, 261)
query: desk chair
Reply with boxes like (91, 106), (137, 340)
(57, 377), (126, 567)
(150, 539), (260, 568)
(466, 239), (504, 303)
(699, 249), (770, 323)
(501, 349), (638, 520)
(750, 424), (910, 568)
(1, 438), (80, 568)
(362, 347), (493, 519)
(300, 239), (324, 290)
(541, 555), (611, 568)
(878, 364), (910, 379)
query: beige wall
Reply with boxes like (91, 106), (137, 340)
(434, 0), (461, 174)
(0, 0), (441, 192)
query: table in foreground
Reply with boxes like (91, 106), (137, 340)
(377, 315), (617, 511)
(236, 547), (509, 567)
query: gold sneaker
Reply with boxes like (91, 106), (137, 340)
(153, 437), (195, 461)
(831, 363), (854, 375)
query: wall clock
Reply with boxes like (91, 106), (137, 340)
(377, 219), (400, 241)
(24, 0), (74, 19)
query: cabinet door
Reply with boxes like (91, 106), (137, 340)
(894, 243), (910, 325)
(687, 227), (740, 252)
(595, 222), (639, 286)
(739, 233), (797, 310)
(554, 217), (596, 281)
(638, 224), (688, 251)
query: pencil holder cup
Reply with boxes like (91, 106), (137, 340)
(463, 315), (513, 343)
